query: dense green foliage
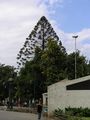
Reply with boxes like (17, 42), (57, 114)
(54, 107), (90, 120)
(17, 39), (67, 101)
(40, 39), (67, 85)
(67, 50), (88, 79)
(16, 16), (90, 102)
(16, 38), (90, 102)
(54, 108), (83, 120)
(0, 64), (17, 101)
(65, 107), (90, 117)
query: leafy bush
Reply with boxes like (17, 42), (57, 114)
(53, 108), (85, 120)
(65, 107), (90, 117)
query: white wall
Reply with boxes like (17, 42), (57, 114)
(48, 77), (90, 115)
(42, 93), (48, 106)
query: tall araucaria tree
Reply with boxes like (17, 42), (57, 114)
(17, 16), (59, 69)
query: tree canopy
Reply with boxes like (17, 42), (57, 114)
(17, 38), (67, 101)
(0, 64), (16, 101)
(17, 16), (59, 69)
(15, 16), (90, 102)
(67, 51), (88, 79)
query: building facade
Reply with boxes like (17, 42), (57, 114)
(48, 75), (90, 114)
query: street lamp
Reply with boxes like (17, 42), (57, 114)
(8, 78), (13, 109)
(72, 35), (78, 79)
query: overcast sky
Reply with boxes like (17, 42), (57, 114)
(0, 0), (90, 67)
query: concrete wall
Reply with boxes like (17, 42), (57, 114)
(48, 76), (90, 114)
(42, 93), (48, 106)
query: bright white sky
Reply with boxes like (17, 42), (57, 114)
(0, 0), (90, 67)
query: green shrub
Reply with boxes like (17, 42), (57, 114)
(65, 107), (90, 117)
(53, 107), (89, 120)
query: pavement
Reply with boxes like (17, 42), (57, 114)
(0, 106), (54, 120)
(0, 110), (37, 120)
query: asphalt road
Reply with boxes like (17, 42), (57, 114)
(0, 110), (39, 120)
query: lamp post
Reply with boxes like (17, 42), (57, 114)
(72, 35), (78, 79)
(8, 78), (13, 109)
